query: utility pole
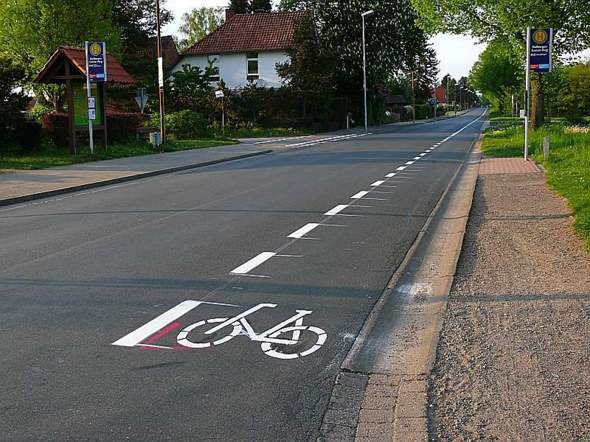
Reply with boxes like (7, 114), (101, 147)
(361, 10), (374, 132)
(411, 70), (416, 124)
(524, 26), (531, 161)
(156, 0), (166, 143)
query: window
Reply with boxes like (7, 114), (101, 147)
(247, 53), (259, 81)
(208, 55), (220, 81)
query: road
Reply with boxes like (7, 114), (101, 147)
(0, 109), (485, 441)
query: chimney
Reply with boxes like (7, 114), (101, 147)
(225, 9), (236, 21)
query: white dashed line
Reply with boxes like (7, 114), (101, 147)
(288, 223), (320, 239)
(386, 173), (396, 178)
(413, 156), (421, 160)
(351, 191), (369, 199)
(325, 205), (349, 216)
(405, 161), (415, 165)
(371, 180), (385, 187)
(397, 166), (407, 171)
(231, 252), (276, 275)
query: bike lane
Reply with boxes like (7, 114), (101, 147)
(0, 111), (485, 441)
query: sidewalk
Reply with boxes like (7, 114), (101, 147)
(0, 143), (272, 206)
(429, 157), (590, 440)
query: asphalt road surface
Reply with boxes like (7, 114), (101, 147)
(1, 109), (485, 441)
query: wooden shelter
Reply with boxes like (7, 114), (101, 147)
(35, 46), (136, 152)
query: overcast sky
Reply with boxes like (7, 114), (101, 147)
(163, 0), (487, 81)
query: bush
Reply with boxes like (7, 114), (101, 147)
(155, 110), (212, 139)
(14, 118), (42, 151)
(107, 112), (147, 143)
(42, 113), (69, 147)
(415, 104), (431, 120)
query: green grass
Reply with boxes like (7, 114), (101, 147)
(481, 122), (590, 248)
(0, 138), (237, 170)
(222, 127), (312, 138)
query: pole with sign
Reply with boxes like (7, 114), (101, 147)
(524, 27), (553, 160)
(156, 0), (166, 143)
(215, 90), (225, 134)
(85, 41), (107, 154)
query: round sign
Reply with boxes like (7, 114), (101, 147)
(89, 43), (103, 57)
(533, 30), (548, 45)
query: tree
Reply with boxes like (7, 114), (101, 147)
(469, 40), (522, 114)
(441, 74), (457, 105)
(166, 64), (215, 113)
(250, 0), (272, 12)
(178, 8), (225, 51)
(112, 0), (173, 84)
(228, 0), (250, 13)
(410, 0), (590, 127)
(0, 57), (28, 146)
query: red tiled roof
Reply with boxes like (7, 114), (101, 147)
(184, 11), (306, 55)
(35, 47), (136, 84)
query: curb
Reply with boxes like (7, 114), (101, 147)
(317, 129), (484, 441)
(0, 150), (273, 208)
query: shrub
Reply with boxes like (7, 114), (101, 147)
(0, 56), (28, 146)
(107, 112), (147, 142)
(42, 113), (69, 147)
(415, 104), (431, 120)
(14, 118), (43, 151)
(159, 110), (212, 139)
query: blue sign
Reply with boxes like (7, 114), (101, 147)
(85, 41), (107, 82)
(529, 28), (552, 73)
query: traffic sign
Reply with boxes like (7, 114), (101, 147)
(529, 28), (553, 73)
(86, 42), (107, 82)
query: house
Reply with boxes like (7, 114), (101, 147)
(433, 85), (447, 104)
(139, 36), (180, 73)
(171, 10), (306, 89)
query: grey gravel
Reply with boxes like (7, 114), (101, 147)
(429, 173), (590, 441)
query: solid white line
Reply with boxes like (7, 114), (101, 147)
(371, 180), (385, 187)
(112, 300), (202, 347)
(231, 252), (276, 275)
(351, 191), (369, 199)
(288, 223), (320, 239)
(325, 205), (349, 216)
(397, 166), (407, 171)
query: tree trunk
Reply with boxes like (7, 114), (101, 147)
(530, 74), (545, 129)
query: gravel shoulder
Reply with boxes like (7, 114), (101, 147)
(429, 170), (590, 440)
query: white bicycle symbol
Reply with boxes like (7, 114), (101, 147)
(113, 301), (328, 360)
(176, 303), (327, 360)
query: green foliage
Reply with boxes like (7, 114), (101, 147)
(178, 7), (224, 51)
(154, 110), (212, 139)
(469, 40), (522, 114)
(0, 56), (28, 147)
(228, 0), (249, 13)
(250, 0), (272, 11)
(166, 64), (215, 113)
(415, 103), (431, 120)
(551, 63), (590, 118)
(411, 0), (590, 55)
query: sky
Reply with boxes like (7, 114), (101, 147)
(163, 0), (487, 81)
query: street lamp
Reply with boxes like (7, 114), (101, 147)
(361, 10), (374, 132)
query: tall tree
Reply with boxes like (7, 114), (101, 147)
(250, 0), (272, 12)
(228, 0), (250, 13)
(410, 0), (590, 126)
(469, 40), (522, 114)
(178, 7), (225, 51)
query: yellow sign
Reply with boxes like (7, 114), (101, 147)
(533, 30), (548, 45)
(89, 42), (103, 57)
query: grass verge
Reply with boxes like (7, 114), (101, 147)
(481, 122), (590, 248)
(0, 138), (237, 170)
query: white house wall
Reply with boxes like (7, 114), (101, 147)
(170, 51), (289, 89)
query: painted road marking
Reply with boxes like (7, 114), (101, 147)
(114, 301), (328, 360)
(397, 166), (407, 171)
(325, 205), (349, 216)
(386, 173), (396, 178)
(413, 156), (421, 160)
(419, 153), (427, 157)
(405, 161), (415, 165)
(231, 252), (276, 275)
(351, 191), (369, 199)
(288, 223), (320, 239)
(371, 180), (385, 187)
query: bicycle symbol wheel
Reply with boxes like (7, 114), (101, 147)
(260, 325), (327, 360)
(177, 318), (242, 349)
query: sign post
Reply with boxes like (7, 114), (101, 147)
(525, 27), (553, 160)
(215, 89), (225, 134)
(85, 41), (107, 154)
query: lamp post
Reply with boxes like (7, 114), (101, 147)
(362, 10), (374, 132)
(156, 0), (166, 143)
